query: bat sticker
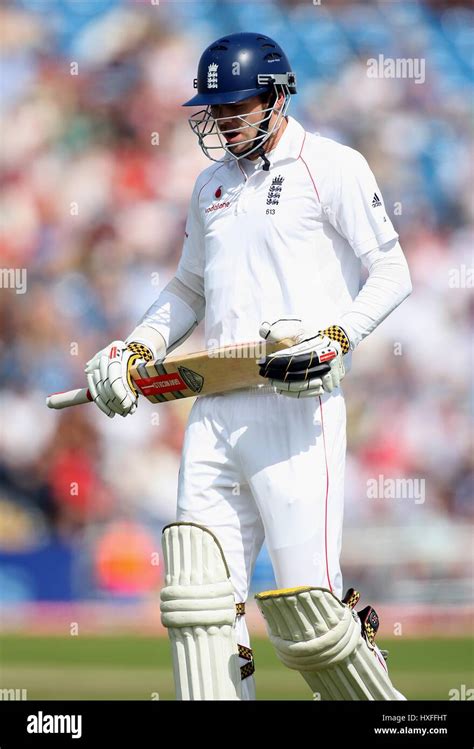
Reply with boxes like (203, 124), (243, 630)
(178, 366), (204, 393)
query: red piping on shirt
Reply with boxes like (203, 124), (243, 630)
(298, 132), (321, 203)
(197, 162), (226, 202)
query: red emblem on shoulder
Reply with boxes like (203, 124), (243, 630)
(215, 185), (222, 199)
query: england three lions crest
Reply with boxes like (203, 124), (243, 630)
(207, 63), (218, 89)
(266, 175), (285, 206)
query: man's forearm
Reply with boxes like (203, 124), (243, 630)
(126, 271), (206, 356)
(338, 240), (412, 350)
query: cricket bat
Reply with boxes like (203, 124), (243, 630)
(45, 338), (298, 410)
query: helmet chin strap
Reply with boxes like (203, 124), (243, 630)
(256, 145), (271, 171)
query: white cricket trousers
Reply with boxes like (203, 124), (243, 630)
(175, 386), (347, 699)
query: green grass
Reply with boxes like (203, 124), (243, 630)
(0, 636), (472, 700)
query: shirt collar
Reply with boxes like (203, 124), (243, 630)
(267, 115), (305, 164)
(238, 115), (305, 176)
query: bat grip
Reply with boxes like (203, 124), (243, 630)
(46, 388), (92, 410)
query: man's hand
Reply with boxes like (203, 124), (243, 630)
(84, 340), (154, 418)
(259, 318), (350, 398)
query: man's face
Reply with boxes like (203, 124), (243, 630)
(210, 94), (271, 155)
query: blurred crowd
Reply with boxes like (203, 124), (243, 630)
(0, 0), (472, 601)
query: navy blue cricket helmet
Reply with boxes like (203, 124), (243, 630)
(183, 33), (296, 166)
(183, 32), (296, 107)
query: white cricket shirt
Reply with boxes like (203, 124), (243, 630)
(176, 115), (399, 358)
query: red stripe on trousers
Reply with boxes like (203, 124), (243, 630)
(319, 395), (333, 593)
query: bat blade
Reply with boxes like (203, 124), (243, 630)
(129, 339), (293, 402)
(46, 338), (295, 410)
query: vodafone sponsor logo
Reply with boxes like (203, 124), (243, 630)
(205, 200), (230, 214)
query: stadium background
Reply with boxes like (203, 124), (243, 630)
(0, 0), (472, 700)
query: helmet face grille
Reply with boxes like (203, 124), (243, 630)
(188, 84), (292, 165)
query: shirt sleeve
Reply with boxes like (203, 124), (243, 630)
(337, 239), (412, 349)
(327, 147), (399, 257)
(176, 178), (206, 280)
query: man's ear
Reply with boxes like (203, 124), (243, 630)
(275, 91), (285, 111)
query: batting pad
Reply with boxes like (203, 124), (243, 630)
(255, 586), (401, 700)
(160, 522), (242, 700)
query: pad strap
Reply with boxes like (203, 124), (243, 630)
(343, 587), (380, 646)
(238, 644), (255, 680)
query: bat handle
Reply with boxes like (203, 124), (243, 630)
(278, 336), (299, 348)
(266, 336), (299, 353)
(46, 387), (92, 410)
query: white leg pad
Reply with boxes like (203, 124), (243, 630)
(160, 522), (242, 700)
(256, 586), (402, 700)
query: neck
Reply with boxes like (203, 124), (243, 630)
(245, 115), (289, 162)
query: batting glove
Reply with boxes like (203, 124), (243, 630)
(259, 318), (350, 398)
(85, 340), (154, 418)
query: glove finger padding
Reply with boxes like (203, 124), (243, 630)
(84, 351), (102, 375)
(322, 355), (345, 392)
(271, 377), (324, 397)
(261, 353), (331, 382)
(88, 368), (116, 418)
(107, 355), (136, 414)
(259, 336), (336, 383)
(98, 353), (117, 408)
(100, 342), (139, 416)
(98, 353), (124, 415)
